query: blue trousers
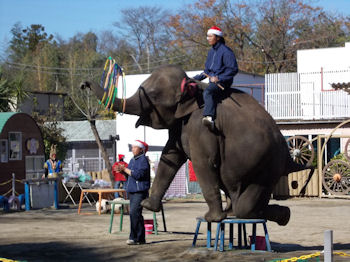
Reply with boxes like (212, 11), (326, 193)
(203, 82), (232, 119)
(128, 191), (148, 243)
(203, 82), (223, 118)
(114, 181), (127, 198)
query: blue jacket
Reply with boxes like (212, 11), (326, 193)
(194, 41), (238, 87)
(126, 154), (150, 193)
(44, 159), (62, 174)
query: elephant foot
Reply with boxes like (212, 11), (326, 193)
(204, 210), (227, 222)
(264, 205), (290, 226)
(226, 210), (235, 217)
(223, 205), (235, 217)
(223, 196), (232, 212)
(141, 196), (161, 212)
(277, 206), (291, 226)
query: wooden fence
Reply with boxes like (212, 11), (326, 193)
(273, 169), (319, 197)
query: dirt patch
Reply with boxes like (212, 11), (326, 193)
(0, 198), (349, 261)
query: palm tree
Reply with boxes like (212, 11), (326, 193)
(0, 69), (13, 111)
(0, 67), (28, 112)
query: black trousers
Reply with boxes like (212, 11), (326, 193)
(128, 191), (148, 242)
(203, 82), (231, 119)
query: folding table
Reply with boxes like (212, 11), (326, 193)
(62, 180), (95, 206)
(77, 188), (126, 215)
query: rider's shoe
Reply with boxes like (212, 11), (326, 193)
(202, 116), (215, 130)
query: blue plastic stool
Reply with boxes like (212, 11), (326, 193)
(0, 196), (9, 211)
(192, 217), (271, 252)
(192, 217), (213, 248)
(18, 194), (25, 209)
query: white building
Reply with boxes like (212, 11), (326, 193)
(265, 42), (350, 161)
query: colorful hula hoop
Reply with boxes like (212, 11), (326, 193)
(99, 57), (126, 112)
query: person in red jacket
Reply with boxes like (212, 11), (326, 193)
(112, 154), (128, 198)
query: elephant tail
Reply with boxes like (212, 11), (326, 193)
(285, 157), (315, 196)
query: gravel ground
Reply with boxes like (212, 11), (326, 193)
(0, 198), (349, 261)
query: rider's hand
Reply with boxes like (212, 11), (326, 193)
(210, 76), (219, 83)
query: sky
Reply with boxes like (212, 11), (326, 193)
(0, 0), (350, 56)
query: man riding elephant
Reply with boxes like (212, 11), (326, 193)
(194, 26), (238, 130)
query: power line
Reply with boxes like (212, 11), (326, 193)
(2, 53), (189, 72)
(5, 63), (97, 77)
(5, 61), (98, 71)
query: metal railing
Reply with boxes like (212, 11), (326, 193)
(63, 156), (113, 173)
(265, 70), (350, 120)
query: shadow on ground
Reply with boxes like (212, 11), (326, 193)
(0, 242), (134, 262)
(271, 242), (350, 252)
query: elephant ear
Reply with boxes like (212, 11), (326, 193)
(174, 78), (205, 119)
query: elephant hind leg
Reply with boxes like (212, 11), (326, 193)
(218, 182), (233, 215)
(219, 170), (241, 217)
(223, 193), (232, 214)
(235, 183), (290, 226)
(263, 204), (290, 226)
(223, 189), (241, 217)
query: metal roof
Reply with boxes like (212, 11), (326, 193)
(57, 120), (116, 142)
(0, 112), (18, 133)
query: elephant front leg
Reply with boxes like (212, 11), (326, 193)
(192, 161), (226, 222)
(141, 140), (187, 212)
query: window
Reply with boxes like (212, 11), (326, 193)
(8, 132), (22, 160)
(327, 138), (340, 161)
(0, 139), (8, 163)
(25, 155), (45, 179)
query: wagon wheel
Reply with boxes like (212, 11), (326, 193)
(286, 136), (315, 166)
(322, 160), (350, 195)
(345, 138), (350, 162)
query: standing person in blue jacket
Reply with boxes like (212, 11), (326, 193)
(116, 140), (150, 245)
(194, 26), (238, 129)
(43, 144), (63, 178)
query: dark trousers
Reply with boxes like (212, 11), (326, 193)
(203, 81), (232, 118)
(203, 82), (222, 118)
(129, 191), (148, 242)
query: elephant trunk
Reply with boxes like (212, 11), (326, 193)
(80, 80), (143, 116)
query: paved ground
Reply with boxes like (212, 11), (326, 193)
(0, 198), (350, 261)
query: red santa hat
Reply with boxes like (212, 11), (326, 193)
(118, 154), (125, 160)
(207, 26), (223, 37)
(132, 140), (149, 153)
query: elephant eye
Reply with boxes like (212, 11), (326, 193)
(147, 88), (161, 102)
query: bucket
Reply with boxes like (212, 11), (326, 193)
(145, 224), (153, 235)
(249, 236), (266, 250)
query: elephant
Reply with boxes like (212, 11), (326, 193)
(81, 64), (314, 225)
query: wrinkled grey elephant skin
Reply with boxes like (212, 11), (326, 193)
(81, 64), (314, 225)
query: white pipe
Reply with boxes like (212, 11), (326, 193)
(324, 230), (333, 262)
(12, 173), (15, 197)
